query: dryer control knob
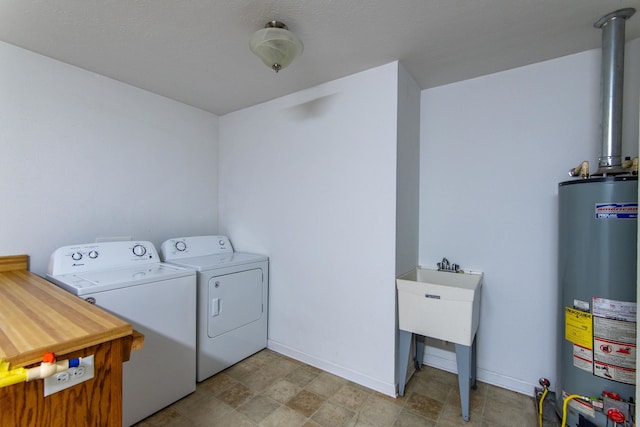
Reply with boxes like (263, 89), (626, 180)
(175, 241), (187, 251)
(71, 252), (82, 261)
(88, 250), (99, 259)
(132, 244), (147, 257)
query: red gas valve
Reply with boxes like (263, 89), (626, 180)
(607, 408), (625, 423)
(603, 391), (621, 400)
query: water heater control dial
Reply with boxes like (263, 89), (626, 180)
(132, 244), (147, 257)
(175, 241), (187, 251)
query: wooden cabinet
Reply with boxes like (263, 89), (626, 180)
(0, 340), (129, 427)
(0, 255), (140, 427)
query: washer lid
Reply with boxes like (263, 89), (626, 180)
(47, 263), (194, 295)
(164, 252), (267, 271)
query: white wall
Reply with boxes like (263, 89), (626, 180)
(395, 63), (421, 278)
(219, 62), (401, 395)
(394, 63), (422, 386)
(419, 39), (640, 395)
(0, 42), (219, 274)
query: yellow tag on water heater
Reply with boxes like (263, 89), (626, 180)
(565, 307), (593, 349)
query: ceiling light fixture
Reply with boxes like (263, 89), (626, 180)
(249, 21), (303, 73)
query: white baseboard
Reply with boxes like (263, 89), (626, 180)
(423, 346), (536, 396)
(266, 340), (536, 399)
(267, 339), (397, 397)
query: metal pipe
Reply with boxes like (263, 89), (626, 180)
(0, 355), (81, 388)
(593, 8), (635, 176)
(568, 160), (589, 178)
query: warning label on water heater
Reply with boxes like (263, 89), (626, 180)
(595, 202), (638, 219)
(566, 307), (596, 373)
(591, 297), (637, 385)
(573, 344), (593, 373)
(565, 307), (593, 349)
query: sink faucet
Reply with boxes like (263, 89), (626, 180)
(437, 257), (461, 273)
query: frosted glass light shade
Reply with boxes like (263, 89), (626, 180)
(249, 22), (303, 72)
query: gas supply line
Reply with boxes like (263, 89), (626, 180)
(0, 352), (82, 388)
(537, 378), (550, 427)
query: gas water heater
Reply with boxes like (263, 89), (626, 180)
(555, 8), (638, 427)
(557, 177), (637, 426)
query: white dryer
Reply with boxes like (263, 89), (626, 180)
(46, 241), (196, 427)
(160, 235), (268, 382)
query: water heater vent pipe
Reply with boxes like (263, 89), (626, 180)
(593, 8), (635, 176)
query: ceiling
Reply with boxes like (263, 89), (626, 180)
(2, 0), (640, 116)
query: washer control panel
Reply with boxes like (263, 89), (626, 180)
(48, 241), (159, 275)
(160, 235), (233, 260)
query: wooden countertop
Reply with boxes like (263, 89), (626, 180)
(0, 255), (134, 367)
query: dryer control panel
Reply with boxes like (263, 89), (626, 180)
(161, 235), (233, 260)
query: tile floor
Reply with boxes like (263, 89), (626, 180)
(135, 349), (554, 427)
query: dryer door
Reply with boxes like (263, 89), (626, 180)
(208, 268), (263, 338)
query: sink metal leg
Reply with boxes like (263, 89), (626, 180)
(415, 335), (425, 369)
(471, 335), (477, 390)
(400, 330), (477, 421)
(455, 343), (472, 422)
(397, 330), (413, 397)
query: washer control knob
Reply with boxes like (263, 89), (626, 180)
(88, 250), (99, 259)
(132, 244), (147, 257)
(219, 239), (225, 246)
(175, 241), (187, 251)
(71, 252), (83, 261)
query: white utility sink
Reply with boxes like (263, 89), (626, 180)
(396, 267), (483, 346)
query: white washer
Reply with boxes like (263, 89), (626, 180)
(160, 235), (268, 382)
(46, 241), (196, 427)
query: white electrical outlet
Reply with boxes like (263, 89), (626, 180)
(43, 355), (95, 396)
